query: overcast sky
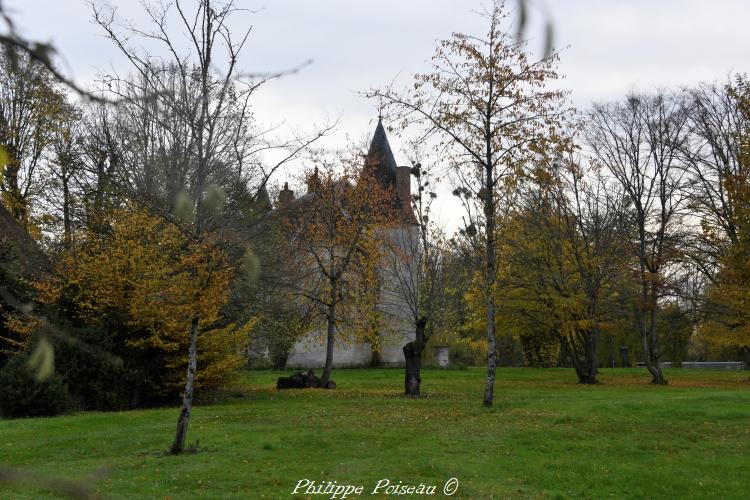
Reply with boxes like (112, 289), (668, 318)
(5, 0), (749, 228)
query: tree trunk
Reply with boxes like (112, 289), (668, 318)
(62, 175), (72, 249)
(573, 364), (597, 384)
(4, 154), (26, 223)
(636, 280), (666, 385)
(483, 162), (498, 408)
(403, 342), (421, 396)
(564, 334), (598, 384)
(319, 282), (337, 387)
(403, 317), (427, 397)
(319, 315), (335, 387)
(91, 158), (109, 233)
(483, 296), (498, 407)
(586, 327), (599, 383)
(578, 330), (598, 384)
(272, 351), (288, 371)
(646, 296), (667, 385)
(171, 312), (200, 454)
(742, 347), (750, 371)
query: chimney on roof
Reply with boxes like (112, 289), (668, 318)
(306, 166), (322, 194)
(396, 166), (416, 224)
(278, 182), (294, 206)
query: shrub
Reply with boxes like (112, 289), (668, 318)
(37, 208), (249, 402)
(448, 336), (487, 367)
(423, 335), (487, 368)
(52, 324), (150, 410)
(520, 329), (561, 368)
(0, 353), (70, 418)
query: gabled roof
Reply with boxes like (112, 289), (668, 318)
(365, 118), (398, 187)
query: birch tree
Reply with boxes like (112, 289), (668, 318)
(369, 0), (570, 406)
(90, 0), (326, 453)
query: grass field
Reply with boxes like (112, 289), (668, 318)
(1, 367), (749, 499)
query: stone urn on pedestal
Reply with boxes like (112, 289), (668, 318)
(433, 346), (449, 368)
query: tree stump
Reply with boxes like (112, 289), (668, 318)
(276, 370), (336, 390)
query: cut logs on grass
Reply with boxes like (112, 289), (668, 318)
(276, 370), (337, 390)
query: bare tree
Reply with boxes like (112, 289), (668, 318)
(78, 102), (124, 231)
(681, 77), (749, 281)
(585, 92), (689, 385)
(90, 13), (328, 222)
(89, 0), (327, 453)
(381, 153), (446, 396)
(46, 100), (85, 249)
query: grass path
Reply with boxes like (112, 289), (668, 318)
(1, 368), (749, 498)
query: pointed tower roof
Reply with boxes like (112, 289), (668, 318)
(256, 182), (272, 211)
(365, 118), (398, 187)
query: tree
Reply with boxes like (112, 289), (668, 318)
(547, 161), (630, 382)
(698, 79), (750, 364)
(90, 0), (328, 226)
(369, 0), (570, 406)
(0, 203), (49, 363)
(0, 50), (64, 227)
(585, 92), (689, 384)
(498, 159), (629, 383)
(36, 208), (248, 397)
(91, 0), (248, 453)
(45, 99), (87, 249)
(283, 163), (392, 387)
(381, 153), (446, 396)
(89, 0), (326, 453)
(245, 197), (308, 370)
(77, 102), (124, 233)
(681, 77), (749, 281)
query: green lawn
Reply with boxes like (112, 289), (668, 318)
(1, 368), (749, 499)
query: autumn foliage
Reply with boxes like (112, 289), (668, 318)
(699, 80), (750, 358)
(281, 164), (393, 384)
(38, 208), (249, 404)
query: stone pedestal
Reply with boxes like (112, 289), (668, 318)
(434, 346), (449, 368)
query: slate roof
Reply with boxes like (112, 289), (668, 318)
(365, 118), (398, 187)
(256, 183), (272, 211)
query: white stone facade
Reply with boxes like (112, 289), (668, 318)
(282, 118), (419, 369)
(285, 224), (419, 368)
